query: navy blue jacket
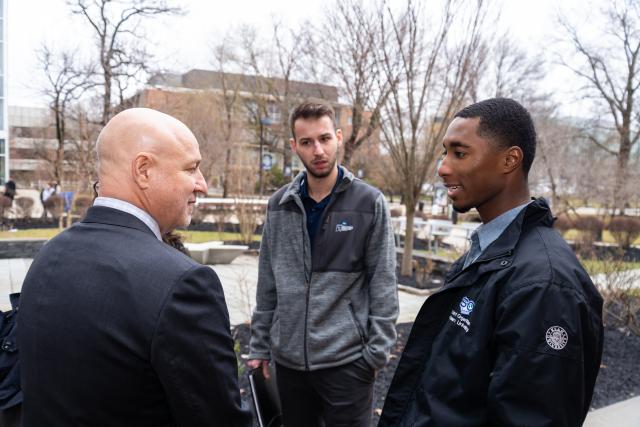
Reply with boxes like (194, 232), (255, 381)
(379, 199), (603, 427)
(18, 206), (252, 427)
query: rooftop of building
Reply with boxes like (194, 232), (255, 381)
(148, 69), (339, 102)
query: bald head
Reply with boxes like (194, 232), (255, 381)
(96, 108), (208, 233)
(97, 108), (193, 180)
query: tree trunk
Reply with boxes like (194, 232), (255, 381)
(102, 72), (112, 125)
(222, 148), (231, 198)
(341, 135), (357, 169)
(401, 201), (415, 276)
(613, 133), (631, 216)
(282, 138), (292, 180)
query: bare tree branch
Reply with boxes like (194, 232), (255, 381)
(68, 0), (183, 124)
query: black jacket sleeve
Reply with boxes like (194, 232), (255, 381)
(487, 281), (603, 426)
(151, 265), (252, 427)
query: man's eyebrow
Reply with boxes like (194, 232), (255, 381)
(446, 141), (471, 149)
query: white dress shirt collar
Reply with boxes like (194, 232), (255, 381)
(93, 197), (162, 241)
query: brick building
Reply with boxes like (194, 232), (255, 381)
(7, 69), (379, 195)
(130, 69), (375, 193)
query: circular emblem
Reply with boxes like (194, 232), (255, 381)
(545, 326), (568, 350)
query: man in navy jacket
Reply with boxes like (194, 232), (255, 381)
(18, 108), (252, 426)
(379, 98), (603, 426)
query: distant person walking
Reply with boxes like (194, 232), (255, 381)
(1, 181), (16, 229)
(40, 182), (57, 219)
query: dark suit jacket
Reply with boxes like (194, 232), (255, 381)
(18, 206), (252, 427)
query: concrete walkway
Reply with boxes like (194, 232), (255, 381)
(584, 396), (640, 426)
(0, 258), (32, 311)
(0, 256), (429, 323)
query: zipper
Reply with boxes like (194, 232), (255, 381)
(348, 300), (366, 346)
(300, 187), (342, 370)
(303, 276), (311, 370)
(294, 193), (313, 371)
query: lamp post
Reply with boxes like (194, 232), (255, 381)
(259, 116), (274, 195)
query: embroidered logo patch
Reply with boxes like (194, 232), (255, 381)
(459, 296), (475, 315)
(545, 326), (568, 350)
(335, 221), (354, 232)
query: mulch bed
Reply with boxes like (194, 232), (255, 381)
(232, 322), (640, 425)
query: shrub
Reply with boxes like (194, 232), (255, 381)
(553, 214), (573, 235)
(236, 200), (264, 245)
(72, 195), (93, 219)
(607, 216), (640, 249)
(585, 250), (640, 336)
(14, 197), (34, 219)
(575, 215), (604, 241)
(390, 207), (403, 217)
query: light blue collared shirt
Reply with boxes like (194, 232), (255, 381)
(93, 197), (162, 241)
(466, 201), (532, 266)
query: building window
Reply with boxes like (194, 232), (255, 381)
(245, 101), (259, 121)
(267, 103), (281, 122)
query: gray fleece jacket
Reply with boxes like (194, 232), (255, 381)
(249, 166), (399, 371)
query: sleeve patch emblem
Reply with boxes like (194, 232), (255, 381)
(545, 326), (568, 350)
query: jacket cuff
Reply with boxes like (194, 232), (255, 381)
(248, 351), (271, 360)
(362, 346), (386, 371)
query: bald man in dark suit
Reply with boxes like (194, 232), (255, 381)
(18, 108), (252, 427)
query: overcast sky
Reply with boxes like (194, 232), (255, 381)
(7, 0), (591, 114)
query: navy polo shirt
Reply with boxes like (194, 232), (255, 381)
(300, 167), (343, 252)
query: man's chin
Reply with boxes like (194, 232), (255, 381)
(307, 162), (337, 179)
(452, 204), (471, 214)
(308, 168), (333, 179)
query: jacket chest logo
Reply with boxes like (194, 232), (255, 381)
(460, 296), (475, 315)
(335, 221), (354, 232)
(545, 326), (568, 350)
(449, 296), (476, 333)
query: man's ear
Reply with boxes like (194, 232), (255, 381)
(503, 146), (523, 174)
(336, 128), (343, 148)
(289, 137), (297, 155)
(132, 152), (154, 189)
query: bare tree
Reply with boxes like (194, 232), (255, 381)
(210, 37), (245, 198)
(312, 0), (391, 168)
(560, 0), (640, 215)
(238, 22), (315, 177)
(378, 0), (488, 276)
(66, 105), (101, 193)
(68, 0), (182, 124)
(472, 33), (546, 104)
(38, 46), (93, 187)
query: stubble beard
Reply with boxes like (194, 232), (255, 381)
(302, 156), (338, 179)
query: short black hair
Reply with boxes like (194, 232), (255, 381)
(455, 98), (536, 174)
(290, 101), (336, 139)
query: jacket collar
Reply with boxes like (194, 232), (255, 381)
(444, 197), (554, 285)
(278, 165), (355, 206)
(81, 205), (159, 238)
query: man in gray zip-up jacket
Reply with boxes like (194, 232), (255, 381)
(248, 101), (399, 426)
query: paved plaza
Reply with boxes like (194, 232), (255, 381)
(0, 255), (428, 325)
